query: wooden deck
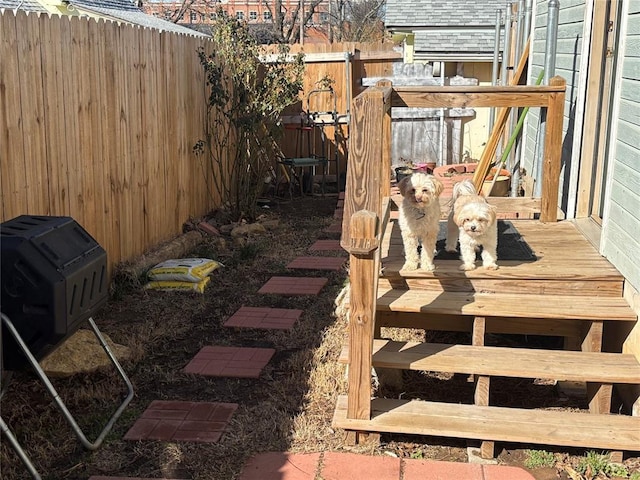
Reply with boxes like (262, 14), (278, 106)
(382, 195), (625, 296)
(334, 201), (640, 455)
(332, 79), (640, 458)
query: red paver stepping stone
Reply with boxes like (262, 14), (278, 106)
(339, 192), (345, 199)
(89, 477), (187, 480)
(320, 452), (400, 480)
(309, 239), (344, 252)
(333, 209), (343, 219)
(258, 276), (327, 295)
(336, 199), (344, 208)
(183, 346), (275, 378)
(123, 400), (237, 443)
(286, 256), (345, 271)
(223, 306), (303, 330)
(238, 452), (320, 480)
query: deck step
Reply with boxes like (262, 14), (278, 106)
(332, 395), (640, 451)
(375, 287), (637, 321)
(339, 340), (640, 383)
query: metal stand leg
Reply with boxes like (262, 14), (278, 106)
(0, 416), (42, 480)
(1, 313), (135, 477)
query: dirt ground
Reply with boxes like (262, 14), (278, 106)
(1, 194), (638, 480)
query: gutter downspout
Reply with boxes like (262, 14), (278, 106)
(533, 0), (559, 196)
(489, 9), (502, 132)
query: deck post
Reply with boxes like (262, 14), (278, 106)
(540, 76), (566, 222)
(340, 83), (392, 250)
(346, 210), (379, 421)
(339, 77), (391, 433)
(376, 80), (393, 199)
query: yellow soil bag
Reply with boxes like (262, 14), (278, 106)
(146, 258), (221, 283)
(144, 276), (211, 293)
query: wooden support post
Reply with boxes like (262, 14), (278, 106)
(468, 317), (486, 383)
(376, 80), (393, 199)
(472, 317), (494, 457)
(582, 320), (603, 353)
(580, 320), (612, 415)
(609, 451), (624, 463)
(474, 374), (492, 458)
(472, 316), (486, 346)
(346, 210), (379, 422)
(540, 76), (566, 222)
(587, 383), (613, 415)
(340, 83), (391, 251)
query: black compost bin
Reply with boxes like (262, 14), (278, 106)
(1, 215), (108, 370)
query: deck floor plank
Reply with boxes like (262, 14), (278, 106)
(380, 219), (625, 296)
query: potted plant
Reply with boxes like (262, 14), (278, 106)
(394, 158), (437, 182)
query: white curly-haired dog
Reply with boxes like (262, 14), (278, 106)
(397, 173), (444, 271)
(445, 179), (498, 271)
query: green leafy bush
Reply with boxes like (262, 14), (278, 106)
(194, 11), (304, 221)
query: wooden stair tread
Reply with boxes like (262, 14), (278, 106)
(338, 340), (640, 383)
(333, 395), (640, 451)
(375, 287), (637, 321)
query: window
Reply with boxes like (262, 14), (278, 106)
(210, 12), (217, 20)
(263, 10), (272, 20)
(249, 10), (257, 20)
(319, 12), (329, 23)
(236, 11), (244, 20)
(190, 11), (197, 22)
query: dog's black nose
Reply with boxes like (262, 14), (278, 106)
(470, 225), (476, 231)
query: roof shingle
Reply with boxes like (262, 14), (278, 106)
(385, 0), (505, 28)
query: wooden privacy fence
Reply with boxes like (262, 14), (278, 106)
(0, 11), (218, 273)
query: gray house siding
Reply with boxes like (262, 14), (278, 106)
(602, 3), (640, 293)
(523, 0), (586, 209)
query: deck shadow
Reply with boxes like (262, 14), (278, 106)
(434, 220), (536, 262)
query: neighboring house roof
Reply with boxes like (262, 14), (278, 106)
(0, 0), (208, 37)
(70, 0), (209, 36)
(0, 0), (48, 12)
(384, 0), (504, 61)
(385, 0), (504, 28)
(415, 29), (499, 55)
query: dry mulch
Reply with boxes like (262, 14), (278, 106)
(1, 195), (638, 480)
